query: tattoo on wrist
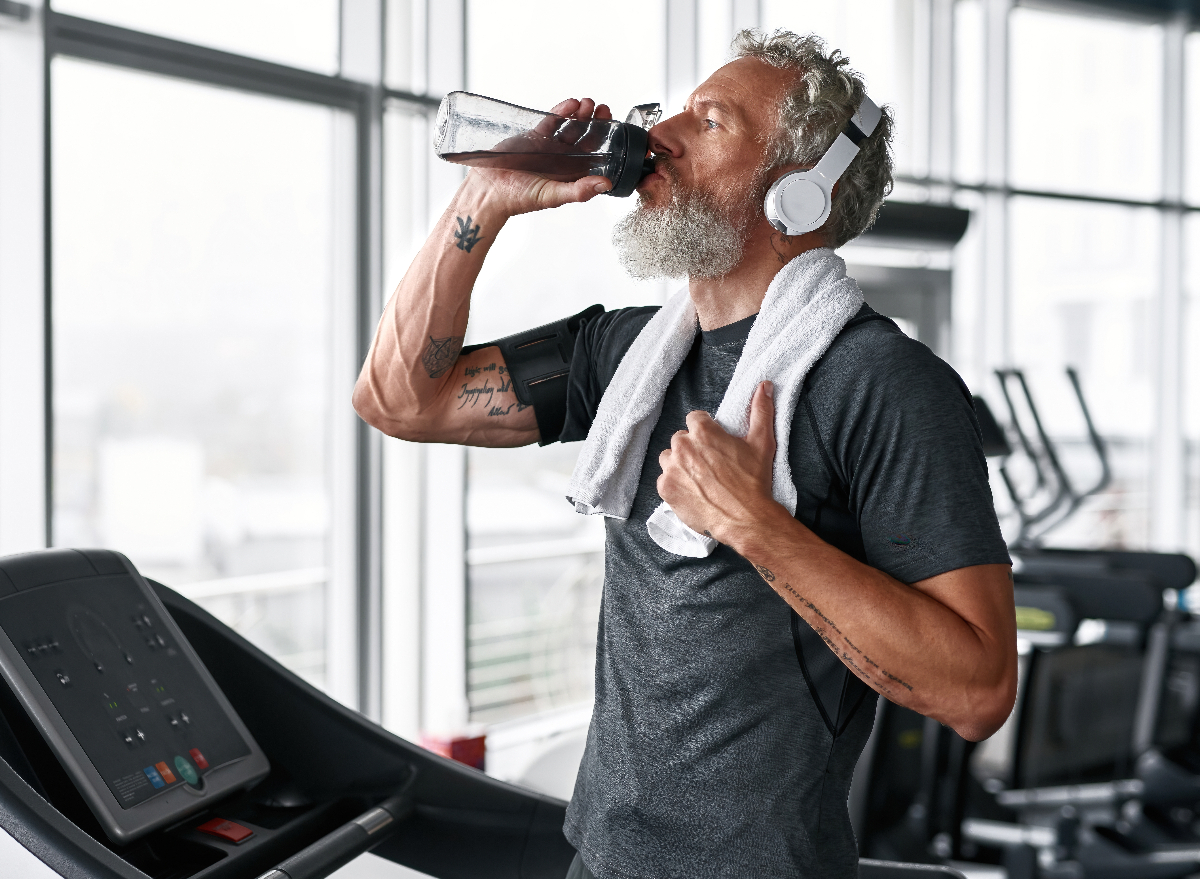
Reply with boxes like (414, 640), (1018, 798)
(421, 335), (464, 378)
(454, 215), (484, 252)
(767, 574), (915, 694)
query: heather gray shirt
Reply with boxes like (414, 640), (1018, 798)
(557, 305), (1009, 879)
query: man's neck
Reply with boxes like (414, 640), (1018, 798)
(688, 222), (829, 331)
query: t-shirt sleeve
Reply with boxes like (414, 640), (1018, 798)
(559, 306), (659, 444)
(808, 328), (1011, 583)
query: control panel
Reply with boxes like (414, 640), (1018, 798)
(0, 549), (269, 843)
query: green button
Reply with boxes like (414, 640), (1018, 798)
(174, 755), (199, 786)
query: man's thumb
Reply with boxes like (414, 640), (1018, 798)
(747, 381), (776, 459)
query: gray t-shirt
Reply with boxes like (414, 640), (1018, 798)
(556, 304), (1009, 879)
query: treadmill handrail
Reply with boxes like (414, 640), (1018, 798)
(254, 783), (415, 879)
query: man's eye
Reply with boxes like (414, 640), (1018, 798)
(704, 118), (718, 130)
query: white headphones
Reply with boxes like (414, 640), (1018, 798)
(763, 95), (883, 237)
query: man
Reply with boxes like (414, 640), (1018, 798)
(355, 29), (1016, 879)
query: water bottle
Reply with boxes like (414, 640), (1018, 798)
(434, 91), (661, 198)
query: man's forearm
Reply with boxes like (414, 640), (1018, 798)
(729, 505), (1016, 741)
(353, 175), (512, 435)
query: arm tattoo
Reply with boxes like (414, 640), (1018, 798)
(453, 215), (484, 252)
(456, 362), (529, 416)
(421, 335), (463, 378)
(756, 564), (916, 695)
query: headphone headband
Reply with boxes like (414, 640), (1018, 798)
(764, 94), (881, 238)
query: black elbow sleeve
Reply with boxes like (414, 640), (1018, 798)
(462, 304), (604, 445)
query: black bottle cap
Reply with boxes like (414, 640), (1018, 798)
(607, 123), (650, 198)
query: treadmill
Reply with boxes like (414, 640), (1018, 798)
(0, 548), (960, 879)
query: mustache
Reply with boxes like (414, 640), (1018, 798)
(650, 155), (679, 182)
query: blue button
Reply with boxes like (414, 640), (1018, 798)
(143, 766), (165, 789)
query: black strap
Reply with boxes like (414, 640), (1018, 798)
(842, 117), (868, 147)
(462, 304), (604, 445)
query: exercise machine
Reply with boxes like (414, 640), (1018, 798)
(0, 547), (962, 879)
(854, 378), (1200, 878)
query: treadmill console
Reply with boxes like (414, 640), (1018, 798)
(0, 549), (269, 843)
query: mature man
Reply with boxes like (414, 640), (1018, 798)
(355, 29), (1016, 879)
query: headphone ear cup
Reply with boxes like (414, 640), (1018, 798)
(764, 170), (832, 236)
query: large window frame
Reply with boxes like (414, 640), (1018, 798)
(0, 0), (448, 721)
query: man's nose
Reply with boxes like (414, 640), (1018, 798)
(647, 116), (682, 158)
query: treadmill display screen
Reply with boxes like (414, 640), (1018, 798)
(0, 575), (252, 809)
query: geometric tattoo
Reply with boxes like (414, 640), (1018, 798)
(453, 215), (484, 252)
(421, 335), (464, 379)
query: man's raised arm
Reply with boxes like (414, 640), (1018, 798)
(353, 98), (614, 448)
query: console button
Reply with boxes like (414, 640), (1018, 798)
(154, 761), (177, 784)
(188, 748), (209, 769)
(104, 694), (127, 722)
(173, 754), (199, 786)
(54, 669), (70, 688)
(124, 683), (148, 712)
(196, 818), (253, 844)
(143, 766), (165, 789)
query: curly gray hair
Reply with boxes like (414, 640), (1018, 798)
(732, 29), (894, 248)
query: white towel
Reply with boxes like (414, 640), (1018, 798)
(566, 247), (865, 557)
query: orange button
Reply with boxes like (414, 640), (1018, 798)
(154, 761), (177, 784)
(196, 818), (254, 844)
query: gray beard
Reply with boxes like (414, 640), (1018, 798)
(611, 183), (750, 281)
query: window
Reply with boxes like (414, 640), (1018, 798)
(50, 58), (359, 695)
(761, 0), (923, 176)
(1185, 214), (1200, 561)
(1009, 7), (1163, 201)
(51, 0), (341, 74)
(461, 0), (666, 724)
(1186, 31), (1200, 206)
(953, 0), (986, 184)
(1005, 197), (1160, 548)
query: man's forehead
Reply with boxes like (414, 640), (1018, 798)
(688, 57), (794, 127)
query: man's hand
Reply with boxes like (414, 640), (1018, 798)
(468, 98), (615, 216)
(657, 381), (781, 543)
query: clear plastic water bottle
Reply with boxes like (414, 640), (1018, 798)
(434, 91), (661, 198)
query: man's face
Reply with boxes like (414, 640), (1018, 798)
(639, 56), (795, 223)
(610, 57), (795, 281)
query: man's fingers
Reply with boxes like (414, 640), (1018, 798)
(576, 98), (596, 119)
(746, 382), (776, 460)
(684, 409), (717, 432)
(595, 103), (612, 120)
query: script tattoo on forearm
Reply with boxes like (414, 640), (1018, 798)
(453, 215), (483, 252)
(422, 335), (464, 378)
(456, 362), (529, 416)
(752, 565), (915, 697)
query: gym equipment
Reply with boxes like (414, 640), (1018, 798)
(0, 548), (966, 879)
(0, 549), (270, 843)
(990, 368), (1111, 548)
(854, 381), (1200, 878)
(763, 94), (883, 237)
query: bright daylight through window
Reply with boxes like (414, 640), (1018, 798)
(51, 58), (355, 692)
